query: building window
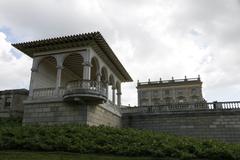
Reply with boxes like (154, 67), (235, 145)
(152, 99), (160, 105)
(141, 91), (148, 98)
(152, 90), (158, 97)
(4, 97), (11, 109)
(191, 88), (197, 94)
(176, 89), (183, 95)
(164, 97), (172, 104)
(191, 96), (199, 102)
(177, 96), (186, 103)
(165, 90), (170, 95)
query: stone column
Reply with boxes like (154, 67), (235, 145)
(112, 86), (116, 105)
(106, 82), (109, 99)
(95, 72), (101, 91)
(117, 83), (122, 106)
(96, 72), (101, 82)
(55, 65), (63, 96)
(29, 68), (38, 98)
(54, 54), (64, 96)
(82, 61), (91, 89)
(117, 92), (122, 106)
(28, 57), (41, 99)
(82, 61), (91, 80)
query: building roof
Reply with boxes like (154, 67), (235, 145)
(0, 89), (29, 95)
(12, 32), (132, 82)
(137, 77), (202, 88)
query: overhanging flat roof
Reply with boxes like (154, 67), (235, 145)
(12, 31), (132, 82)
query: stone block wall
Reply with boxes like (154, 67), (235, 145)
(23, 99), (87, 125)
(122, 109), (240, 143)
(23, 99), (121, 127)
(87, 104), (121, 127)
(0, 89), (28, 118)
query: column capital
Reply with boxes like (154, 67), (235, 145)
(82, 61), (92, 66)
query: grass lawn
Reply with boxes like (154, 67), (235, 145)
(0, 151), (158, 160)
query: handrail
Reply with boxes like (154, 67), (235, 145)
(65, 80), (108, 97)
(121, 101), (240, 114)
(32, 87), (56, 98)
(138, 77), (200, 85)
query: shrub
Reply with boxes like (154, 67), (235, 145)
(0, 124), (239, 159)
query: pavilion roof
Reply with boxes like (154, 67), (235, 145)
(12, 31), (132, 82)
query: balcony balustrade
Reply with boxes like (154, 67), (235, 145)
(31, 80), (108, 104)
(63, 80), (108, 104)
(32, 87), (56, 99)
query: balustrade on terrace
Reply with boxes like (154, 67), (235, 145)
(121, 101), (240, 114)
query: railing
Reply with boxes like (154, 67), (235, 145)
(121, 101), (240, 114)
(65, 80), (108, 98)
(59, 87), (66, 97)
(32, 88), (56, 98)
(138, 77), (200, 86)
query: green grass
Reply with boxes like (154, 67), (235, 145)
(0, 151), (154, 160)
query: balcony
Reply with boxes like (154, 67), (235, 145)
(63, 80), (108, 104)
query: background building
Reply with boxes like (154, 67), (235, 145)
(0, 89), (28, 118)
(137, 76), (204, 106)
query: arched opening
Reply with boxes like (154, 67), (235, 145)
(90, 57), (100, 81)
(61, 53), (84, 86)
(34, 56), (57, 89)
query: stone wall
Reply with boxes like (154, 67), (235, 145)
(122, 109), (240, 143)
(23, 99), (87, 125)
(87, 103), (121, 127)
(0, 89), (28, 118)
(23, 99), (121, 127)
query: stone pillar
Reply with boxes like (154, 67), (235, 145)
(28, 57), (41, 99)
(117, 83), (121, 106)
(82, 61), (91, 80)
(82, 49), (91, 81)
(97, 72), (101, 82)
(106, 82), (109, 99)
(117, 92), (122, 106)
(55, 65), (63, 96)
(29, 68), (38, 98)
(54, 54), (64, 96)
(112, 86), (116, 105)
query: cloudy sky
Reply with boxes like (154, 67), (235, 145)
(0, 0), (240, 105)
